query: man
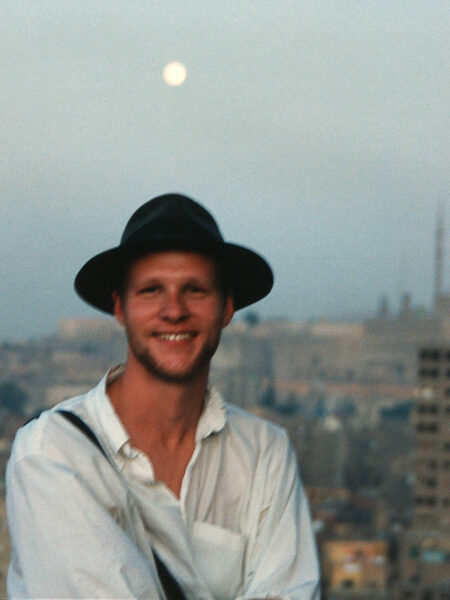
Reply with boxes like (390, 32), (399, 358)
(6, 194), (320, 599)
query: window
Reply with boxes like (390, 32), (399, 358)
(419, 387), (435, 400)
(415, 496), (436, 506)
(417, 404), (439, 415)
(423, 477), (437, 488)
(420, 349), (441, 361)
(419, 368), (440, 378)
(416, 423), (439, 433)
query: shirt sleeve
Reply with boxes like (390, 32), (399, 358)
(6, 449), (164, 599)
(238, 430), (321, 600)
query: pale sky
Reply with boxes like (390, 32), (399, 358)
(1, 1), (449, 339)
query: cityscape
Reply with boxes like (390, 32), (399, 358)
(2, 3), (448, 598)
(0, 217), (448, 599)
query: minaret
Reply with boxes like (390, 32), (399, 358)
(433, 203), (444, 311)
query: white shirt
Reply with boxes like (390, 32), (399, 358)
(6, 372), (320, 599)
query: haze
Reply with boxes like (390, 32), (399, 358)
(1, 1), (448, 339)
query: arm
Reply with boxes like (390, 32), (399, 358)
(239, 431), (320, 600)
(6, 449), (164, 598)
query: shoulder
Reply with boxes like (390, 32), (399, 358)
(223, 402), (293, 468)
(6, 386), (121, 511)
(225, 402), (289, 441)
(8, 389), (94, 466)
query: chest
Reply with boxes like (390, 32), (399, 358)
(146, 439), (195, 498)
(114, 432), (261, 600)
(120, 459), (250, 600)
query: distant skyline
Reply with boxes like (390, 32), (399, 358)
(1, 1), (449, 340)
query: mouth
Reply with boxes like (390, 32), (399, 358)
(154, 332), (196, 341)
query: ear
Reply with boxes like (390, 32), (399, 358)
(112, 291), (125, 327)
(221, 295), (235, 329)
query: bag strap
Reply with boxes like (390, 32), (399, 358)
(58, 410), (106, 456)
(56, 409), (188, 600)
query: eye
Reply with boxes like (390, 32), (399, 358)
(139, 285), (160, 295)
(186, 284), (207, 295)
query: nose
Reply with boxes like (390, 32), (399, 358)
(160, 290), (188, 322)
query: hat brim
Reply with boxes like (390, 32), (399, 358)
(74, 239), (273, 313)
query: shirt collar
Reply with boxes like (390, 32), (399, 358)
(196, 386), (227, 441)
(88, 368), (227, 457)
(88, 369), (130, 457)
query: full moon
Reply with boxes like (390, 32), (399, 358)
(163, 62), (187, 86)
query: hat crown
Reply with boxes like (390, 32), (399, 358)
(121, 193), (224, 246)
(75, 193), (273, 313)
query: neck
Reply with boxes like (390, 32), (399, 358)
(107, 355), (208, 448)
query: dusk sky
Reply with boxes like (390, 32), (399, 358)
(1, 1), (449, 340)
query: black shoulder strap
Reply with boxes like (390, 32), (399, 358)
(152, 553), (188, 600)
(57, 409), (107, 457)
(57, 409), (188, 600)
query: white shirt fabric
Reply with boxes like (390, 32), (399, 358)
(6, 371), (320, 600)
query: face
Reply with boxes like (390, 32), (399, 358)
(113, 251), (234, 384)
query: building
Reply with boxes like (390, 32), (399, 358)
(301, 416), (347, 489)
(413, 348), (450, 531)
(397, 346), (450, 599)
(322, 540), (389, 597)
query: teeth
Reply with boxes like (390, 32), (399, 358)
(158, 333), (192, 341)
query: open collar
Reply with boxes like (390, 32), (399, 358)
(88, 368), (227, 459)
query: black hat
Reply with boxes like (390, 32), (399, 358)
(74, 193), (273, 313)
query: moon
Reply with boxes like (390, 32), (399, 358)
(163, 62), (187, 86)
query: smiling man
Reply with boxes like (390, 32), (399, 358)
(6, 194), (320, 599)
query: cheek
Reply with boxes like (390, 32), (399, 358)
(203, 305), (229, 330)
(122, 301), (157, 327)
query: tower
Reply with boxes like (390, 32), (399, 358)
(397, 346), (450, 598)
(433, 204), (444, 311)
(413, 347), (450, 532)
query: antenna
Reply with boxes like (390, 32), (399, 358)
(434, 203), (444, 310)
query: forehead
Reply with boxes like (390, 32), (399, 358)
(125, 250), (219, 283)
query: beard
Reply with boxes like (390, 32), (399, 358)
(125, 329), (222, 384)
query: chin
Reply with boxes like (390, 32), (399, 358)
(136, 352), (211, 384)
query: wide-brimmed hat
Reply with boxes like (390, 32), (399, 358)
(74, 193), (273, 313)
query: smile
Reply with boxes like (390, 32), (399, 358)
(155, 333), (195, 341)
